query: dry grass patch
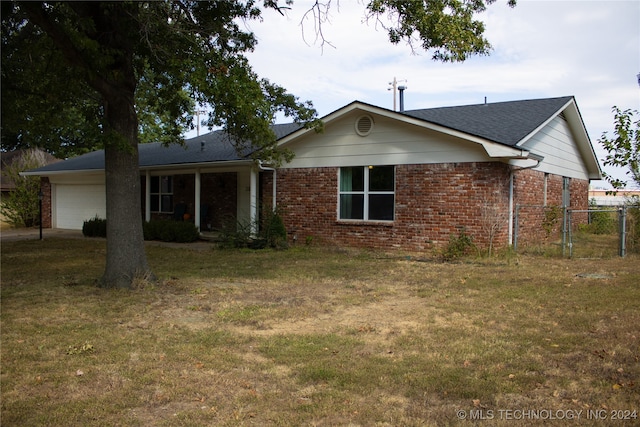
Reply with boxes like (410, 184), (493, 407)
(1, 238), (639, 426)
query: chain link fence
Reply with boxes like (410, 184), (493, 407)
(514, 203), (639, 258)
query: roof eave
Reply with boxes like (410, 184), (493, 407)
(139, 159), (254, 172)
(21, 168), (104, 177)
(23, 159), (255, 177)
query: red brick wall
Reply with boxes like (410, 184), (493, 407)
(268, 164), (591, 252)
(512, 169), (590, 245)
(571, 178), (589, 210)
(200, 172), (237, 230)
(271, 163), (513, 251)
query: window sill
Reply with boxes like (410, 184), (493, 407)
(336, 220), (394, 227)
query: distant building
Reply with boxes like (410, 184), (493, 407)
(589, 188), (640, 207)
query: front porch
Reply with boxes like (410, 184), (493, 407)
(140, 163), (271, 233)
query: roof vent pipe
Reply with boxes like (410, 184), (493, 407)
(398, 85), (407, 112)
(201, 141), (205, 152)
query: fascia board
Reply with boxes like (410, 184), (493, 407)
(20, 169), (103, 177)
(562, 102), (603, 180)
(22, 160), (255, 177)
(139, 159), (254, 172)
(515, 98), (574, 147)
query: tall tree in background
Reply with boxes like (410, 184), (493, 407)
(599, 107), (640, 191)
(1, 0), (515, 288)
(0, 149), (53, 227)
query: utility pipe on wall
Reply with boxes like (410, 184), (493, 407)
(508, 155), (544, 246)
(257, 161), (277, 210)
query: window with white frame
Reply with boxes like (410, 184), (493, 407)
(150, 175), (174, 213)
(339, 166), (395, 221)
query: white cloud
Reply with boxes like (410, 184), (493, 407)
(217, 0), (640, 186)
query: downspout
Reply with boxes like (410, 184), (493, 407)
(508, 170), (515, 245)
(508, 154), (544, 246)
(257, 160), (277, 210)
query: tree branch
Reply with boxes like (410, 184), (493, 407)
(20, 2), (112, 96)
(300, 0), (337, 52)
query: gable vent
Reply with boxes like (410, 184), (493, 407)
(355, 115), (374, 136)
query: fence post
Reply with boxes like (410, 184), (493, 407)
(562, 207), (568, 257)
(619, 206), (627, 257)
(567, 209), (573, 258)
(514, 204), (520, 252)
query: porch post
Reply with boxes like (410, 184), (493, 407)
(195, 169), (201, 231)
(236, 166), (259, 235)
(144, 170), (151, 222)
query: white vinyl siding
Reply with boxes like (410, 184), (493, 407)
(282, 113), (488, 169)
(520, 115), (590, 180)
(53, 184), (106, 230)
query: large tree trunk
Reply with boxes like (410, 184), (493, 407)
(100, 90), (153, 288)
(21, 2), (154, 288)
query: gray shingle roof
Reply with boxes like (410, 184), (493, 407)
(27, 97), (573, 173)
(29, 122), (304, 173)
(401, 96), (573, 146)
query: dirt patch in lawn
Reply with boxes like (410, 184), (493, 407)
(2, 241), (639, 426)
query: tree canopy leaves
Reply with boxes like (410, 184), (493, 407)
(1, 0), (516, 288)
(599, 107), (640, 191)
(2, 0), (518, 159)
(1, 1), (321, 162)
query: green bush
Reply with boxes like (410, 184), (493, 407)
(218, 216), (254, 248)
(441, 228), (475, 261)
(584, 199), (617, 235)
(82, 218), (199, 242)
(142, 219), (162, 241)
(82, 216), (107, 237)
(143, 220), (199, 243)
(542, 205), (562, 239)
(217, 210), (288, 250)
(261, 209), (288, 249)
(588, 210), (617, 234)
(626, 197), (640, 253)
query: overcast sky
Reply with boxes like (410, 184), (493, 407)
(200, 0), (640, 188)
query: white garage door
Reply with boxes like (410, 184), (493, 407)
(54, 184), (106, 230)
